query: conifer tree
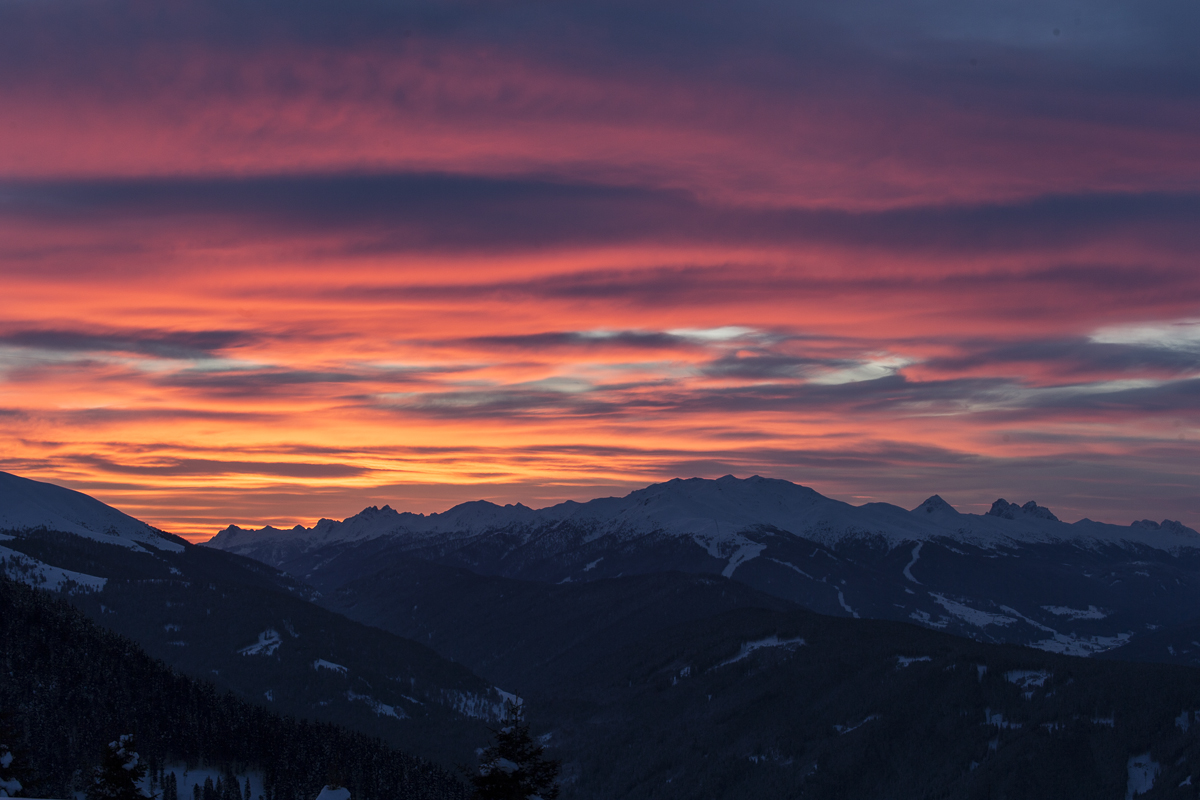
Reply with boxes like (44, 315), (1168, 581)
(0, 709), (23, 798)
(470, 702), (559, 800)
(86, 735), (150, 800)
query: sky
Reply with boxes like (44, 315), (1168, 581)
(1, 0), (1198, 541)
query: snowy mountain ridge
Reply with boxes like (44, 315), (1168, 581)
(0, 471), (183, 552)
(206, 474), (1199, 557)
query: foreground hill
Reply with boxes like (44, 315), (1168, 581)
(0, 575), (465, 800)
(0, 473), (513, 767)
(0, 470), (186, 552)
(208, 475), (1200, 657)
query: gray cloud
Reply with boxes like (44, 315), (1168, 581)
(73, 455), (369, 479)
(0, 327), (254, 359)
(4, 176), (1199, 258)
(929, 338), (1200, 377)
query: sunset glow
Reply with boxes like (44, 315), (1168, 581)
(2, 0), (1198, 540)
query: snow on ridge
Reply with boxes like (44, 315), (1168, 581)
(312, 659), (347, 674)
(0, 471), (183, 552)
(716, 635), (806, 668)
(203, 474), (1200, 555)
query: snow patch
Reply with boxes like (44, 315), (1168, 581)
(346, 690), (406, 719)
(909, 609), (948, 629)
(1030, 631), (1133, 657)
(716, 635), (806, 668)
(583, 557), (603, 572)
(902, 543), (922, 584)
(722, 542), (767, 578)
(312, 659), (347, 674)
(1042, 604), (1107, 620)
(834, 714), (879, 734)
(1005, 670), (1050, 689)
(835, 589), (859, 618)
(896, 656), (932, 668)
(931, 594), (1017, 628)
(239, 629), (282, 656)
(1126, 753), (1159, 799)
(160, 764), (264, 800)
(768, 558), (815, 580)
(0, 545), (107, 592)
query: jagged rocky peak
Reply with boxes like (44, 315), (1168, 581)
(1132, 519), (1200, 536)
(987, 499), (1059, 522)
(357, 504), (396, 517)
(912, 495), (958, 515)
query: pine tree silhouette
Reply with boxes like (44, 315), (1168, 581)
(470, 702), (559, 800)
(86, 735), (150, 800)
(0, 709), (24, 798)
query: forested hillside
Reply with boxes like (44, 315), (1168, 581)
(0, 576), (466, 800)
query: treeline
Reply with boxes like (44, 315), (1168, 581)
(0, 576), (466, 800)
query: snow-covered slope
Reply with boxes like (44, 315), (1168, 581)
(207, 475), (1200, 559)
(0, 471), (183, 552)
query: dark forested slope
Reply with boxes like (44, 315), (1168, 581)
(0, 576), (466, 800)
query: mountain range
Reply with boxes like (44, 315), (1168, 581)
(208, 474), (1200, 659)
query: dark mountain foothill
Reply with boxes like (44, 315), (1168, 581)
(0, 575), (465, 800)
(0, 473), (513, 768)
